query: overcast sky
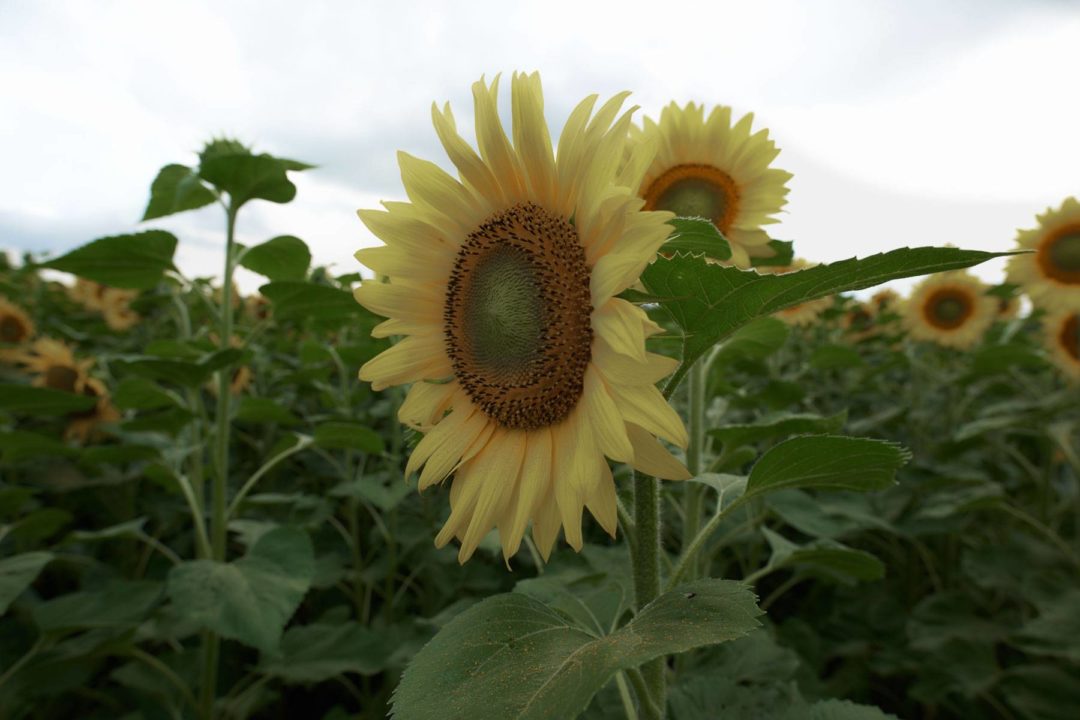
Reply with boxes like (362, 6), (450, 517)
(2, 0), (1078, 293)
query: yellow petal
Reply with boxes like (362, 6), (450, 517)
(353, 281), (442, 325)
(458, 429), (526, 562)
(358, 334), (451, 391)
(584, 463), (618, 537)
(594, 339), (678, 386)
(398, 151), (484, 235)
(398, 380), (457, 430)
(431, 101), (503, 205)
(511, 72), (556, 209)
(531, 485), (562, 562)
(502, 427), (553, 560)
(356, 207), (455, 254)
(471, 76), (525, 202)
(592, 298), (648, 362)
(608, 382), (688, 448)
(627, 423), (691, 480)
(583, 366), (633, 463)
(418, 410), (495, 491)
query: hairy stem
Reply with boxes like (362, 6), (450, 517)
(633, 470), (665, 718)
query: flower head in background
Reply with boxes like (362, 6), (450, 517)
(631, 102), (792, 268)
(69, 278), (108, 311)
(354, 73), (689, 564)
(0, 298), (35, 363)
(841, 300), (878, 342)
(870, 288), (901, 314)
(902, 271), (996, 349)
(1006, 197), (1080, 311)
(1042, 310), (1080, 381)
(101, 288), (140, 332)
(66, 377), (121, 444)
(20, 338), (93, 393)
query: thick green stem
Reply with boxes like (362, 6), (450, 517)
(681, 359), (706, 580)
(633, 470), (665, 718)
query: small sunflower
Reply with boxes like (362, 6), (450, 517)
(66, 377), (122, 443)
(759, 260), (830, 327)
(1006, 197), (1080, 311)
(870, 289), (901, 314)
(1042, 310), (1080, 380)
(631, 102), (792, 268)
(0, 298), (35, 363)
(245, 294), (271, 322)
(841, 301), (877, 341)
(20, 338), (93, 393)
(69, 278), (108, 311)
(206, 336), (252, 396)
(101, 288), (140, 331)
(996, 294), (1021, 321)
(354, 73), (690, 564)
(902, 271), (996, 349)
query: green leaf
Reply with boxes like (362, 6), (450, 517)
(641, 247), (1008, 371)
(33, 580), (163, 631)
(514, 568), (631, 636)
(259, 622), (390, 683)
(329, 475), (411, 512)
(660, 217), (732, 261)
(0, 385), (98, 415)
(810, 344), (865, 370)
(7, 508), (72, 543)
(240, 236), (311, 281)
(809, 699), (899, 719)
(745, 435), (909, 499)
(41, 230), (178, 290)
(235, 397), (301, 426)
(752, 239), (795, 267)
(81, 445), (161, 465)
(761, 527), (885, 583)
(142, 164), (216, 220)
(112, 377), (179, 410)
(314, 422), (384, 454)
(0, 430), (78, 462)
(391, 579), (761, 720)
(711, 317), (790, 365)
(0, 552), (54, 615)
(710, 412), (848, 450)
(260, 281), (362, 322)
(65, 518), (148, 543)
(1012, 590), (1080, 662)
(166, 526), (314, 651)
(198, 145), (299, 208)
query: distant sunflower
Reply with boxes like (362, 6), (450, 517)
(207, 336), (252, 396)
(101, 288), (140, 331)
(69, 278), (108, 311)
(245, 294), (271, 322)
(0, 298), (35, 363)
(1006, 197), (1080, 311)
(841, 301), (877, 341)
(66, 377), (121, 443)
(903, 271), (996, 349)
(996, 294), (1021, 321)
(631, 102), (792, 268)
(760, 260), (830, 326)
(20, 338), (93, 393)
(870, 288), (901, 314)
(354, 73), (689, 564)
(1042, 310), (1080, 380)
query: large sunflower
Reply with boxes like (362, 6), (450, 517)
(0, 298), (35, 363)
(902, 271), (996, 349)
(20, 338), (93, 393)
(1006, 197), (1080, 311)
(631, 102), (792, 268)
(354, 74), (689, 564)
(1042, 310), (1080, 381)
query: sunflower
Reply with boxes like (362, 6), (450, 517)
(245, 294), (271, 322)
(996, 294), (1021, 321)
(69, 278), (108, 311)
(1006, 197), (1080, 311)
(630, 102), (792, 268)
(19, 338), (93, 393)
(354, 73), (690, 564)
(902, 271), (996, 349)
(101, 288), (140, 331)
(870, 288), (901, 314)
(841, 300), (877, 341)
(0, 298), (35, 363)
(1042, 310), (1080, 380)
(206, 336), (253, 396)
(759, 260), (831, 327)
(65, 377), (122, 443)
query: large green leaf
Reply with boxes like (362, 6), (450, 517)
(33, 580), (163, 631)
(641, 247), (1008, 372)
(198, 141), (307, 208)
(260, 281), (363, 322)
(112, 377), (180, 410)
(0, 430), (78, 461)
(659, 217), (732, 261)
(0, 385), (98, 415)
(745, 435), (909, 499)
(710, 411), (848, 450)
(258, 622), (391, 683)
(711, 317), (790, 365)
(0, 552), (54, 615)
(809, 700), (899, 719)
(240, 235), (311, 281)
(760, 527), (885, 583)
(391, 579), (761, 720)
(142, 164), (217, 220)
(41, 230), (178, 289)
(166, 526), (314, 651)
(313, 422), (384, 454)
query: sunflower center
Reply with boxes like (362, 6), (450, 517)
(1, 315), (27, 343)
(849, 310), (873, 331)
(45, 365), (79, 393)
(643, 164), (741, 233)
(444, 202), (592, 430)
(924, 289), (974, 330)
(1062, 314), (1080, 361)
(1039, 227), (1080, 284)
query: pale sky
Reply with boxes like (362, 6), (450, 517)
(2, 0), (1078, 293)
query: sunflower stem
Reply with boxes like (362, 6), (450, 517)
(632, 469), (665, 718)
(681, 359), (706, 580)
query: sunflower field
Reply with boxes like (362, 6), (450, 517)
(1, 75), (1078, 720)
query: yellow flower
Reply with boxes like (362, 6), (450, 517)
(759, 260), (830, 326)
(19, 338), (94, 392)
(1042, 310), (1080, 381)
(0, 298), (35, 363)
(996, 294), (1021, 320)
(870, 289), (901, 314)
(631, 102), (792, 268)
(902, 271), (996, 349)
(841, 301), (877, 341)
(101, 288), (140, 331)
(69, 278), (108, 311)
(65, 377), (121, 444)
(1006, 197), (1080, 311)
(354, 74), (690, 564)
(245, 294), (271, 322)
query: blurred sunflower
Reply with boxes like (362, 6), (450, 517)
(66, 377), (121, 443)
(630, 102), (792, 268)
(354, 73), (689, 564)
(1042, 310), (1080, 380)
(20, 338), (93, 393)
(207, 336), (252, 396)
(101, 288), (140, 331)
(903, 271), (996, 349)
(760, 260), (831, 326)
(0, 298), (35, 363)
(996, 293), (1021, 321)
(870, 288), (900, 314)
(1006, 197), (1080, 311)
(841, 301), (877, 341)
(69, 278), (108, 311)
(245, 294), (271, 322)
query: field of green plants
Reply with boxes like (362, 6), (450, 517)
(1, 86), (1079, 720)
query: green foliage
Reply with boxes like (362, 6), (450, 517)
(240, 235), (312, 281)
(745, 435), (908, 498)
(142, 164), (217, 220)
(0, 386), (98, 415)
(40, 230), (178, 289)
(659, 217), (732, 261)
(0, 552), (53, 614)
